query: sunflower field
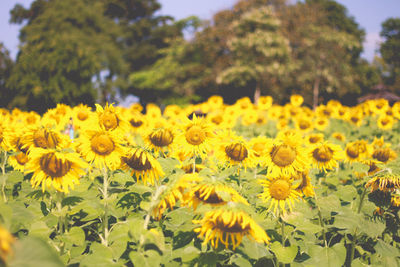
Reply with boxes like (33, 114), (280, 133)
(0, 95), (400, 267)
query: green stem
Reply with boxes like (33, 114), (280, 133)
(102, 168), (109, 247)
(348, 230), (357, 267)
(1, 150), (7, 203)
(280, 216), (285, 246)
(314, 193), (327, 247)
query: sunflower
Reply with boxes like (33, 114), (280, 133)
(0, 225), (14, 263)
(309, 142), (344, 172)
(176, 114), (215, 159)
(186, 182), (248, 211)
(355, 159), (380, 179)
(207, 95), (224, 110)
(293, 171), (315, 197)
(314, 117), (329, 131)
(21, 126), (68, 151)
(126, 111), (147, 133)
(144, 127), (176, 153)
(248, 136), (273, 166)
(71, 104), (94, 130)
(331, 132), (346, 142)
(347, 111), (363, 127)
(295, 117), (314, 133)
(215, 132), (256, 170)
(290, 94), (304, 107)
(257, 96), (273, 110)
(371, 136), (387, 148)
(25, 148), (88, 193)
(305, 133), (324, 146)
(264, 133), (309, 177)
(369, 98), (389, 115)
(121, 147), (164, 185)
(365, 174), (400, 192)
(193, 208), (270, 250)
(77, 129), (125, 170)
(372, 147), (397, 164)
(96, 103), (129, 132)
(344, 140), (371, 163)
(377, 115), (395, 130)
(258, 176), (302, 214)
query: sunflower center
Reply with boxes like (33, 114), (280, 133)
(123, 151), (152, 171)
(299, 120), (310, 130)
(185, 125), (206, 145)
(90, 134), (115, 155)
(372, 148), (391, 163)
(40, 153), (71, 178)
(346, 145), (359, 159)
(77, 110), (89, 121)
(271, 145), (296, 167)
(216, 219), (249, 233)
(312, 146), (333, 162)
(195, 190), (224, 204)
(149, 129), (174, 147)
(16, 152), (29, 165)
(129, 118), (143, 128)
(269, 179), (291, 200)
(33, 128), (58, 149)
(211, 115), (223, 125)
(351, 116), (360, 123)
(381, 118), (389, 125)
(100, 111), (119, 130)
(309, 136), (321, 144)
(225, 143), (248, 162)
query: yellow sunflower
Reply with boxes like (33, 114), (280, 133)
(314, 117), (329, 131)
(21, 126), (68, 151)
(96, 103), (129, 132)
(369, 98), (389, 115)
(377, 115), (395, 130)
(77, 129), (125, 170)
(295, 117), (314, 133)
(71, 104), (94, 130)
(176, 114), (215, 159)
(309, 142), (344, 172)
(258, 176), (302, 214)
(305, 133), (324, 146)
(344, 140), (371, 163)
(347, 111), (363, 127)
(25, 148), (88, 193)
(290, 94), (304, 107)
(193, 208), (270, 250)
(257, 96), (273, 110)
(144, 127), (176, 153)
(264, 133), (309, 177)
(121, 147), (164, 185)
(185, 181), (248, 211)
(372, 147), (397, 164)
(293, 171), (315, 197)
(215, 131), (256, 170)
(331, 132), (346, 142)
(248, 136), (273, 166)
(0, 225), (14, 263)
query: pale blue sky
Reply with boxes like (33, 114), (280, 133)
(1, 0), (399, 61)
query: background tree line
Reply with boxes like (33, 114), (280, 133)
(0, 0), (399, 113)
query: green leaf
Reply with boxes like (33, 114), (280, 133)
(8, 171), (24, 183)
(270, 241), (298, 264)
(9, 237), (64, 267)
(334, 210), (363, 233)
(238, 238), (270, 260)
(197, 252), (217, 267)
(29, 221), (51, 239)
(80, 243), (119, 267)
(374, 240), (400, 257)
(231, 254), (252, 267)
(172, 245), (200, 262)
(334, 185), (357, 202)
(306, 242), (346, 267)
(64, 227), (85, 246)
(317, 194), (341, 217)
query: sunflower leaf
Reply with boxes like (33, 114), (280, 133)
(270, 241), (298, 264)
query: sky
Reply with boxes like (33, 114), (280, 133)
(1, 0), (399, 61)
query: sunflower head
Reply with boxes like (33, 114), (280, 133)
(121, 147), (164, 185)
(365, 174), (400, 192)
(377, 115), (394, 130)
(145, 127), (175, 152)
(0, 225), (14, 263)
(372, 147), (397, 163)
(290, 94), (304, 107)
(258, 176), (302, 214)
(193, 208), (270, 250)
(310, 142), (344, 172)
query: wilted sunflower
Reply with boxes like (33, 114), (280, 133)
(0, 225), (14, 263)
(78, 129), (125, 170)
(193, 208), (270, 250)
(264, 133), (309, 177)
(309, 142), (344, 172)
(377, 115), (395, 130)
(144, 127), (175, 153)
(26, 148), (88, 193)
(121, 147), (164, 185)
(96, 103), (129, 132)
(365, 174), (400, 192)
(372, 147), (397, 164)
(186, 181), (248, 211)
(176, 114), (215, 159)
(258, 176), (302, 214)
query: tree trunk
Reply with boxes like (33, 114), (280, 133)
(313, 76), (320, 110)
(254, 85), (261, 105)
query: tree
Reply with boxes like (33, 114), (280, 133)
(216, 6), (292, 104)
(379, 17), (400, 91)
(8, 0), (125, 112)
(0, 43), (14, 109)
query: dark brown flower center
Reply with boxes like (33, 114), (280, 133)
(225, 143), (248, 162)
(40, 153), (71, 178)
